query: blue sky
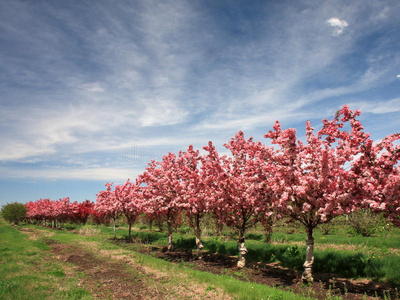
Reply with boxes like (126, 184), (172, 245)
(1, 0), (400, 206)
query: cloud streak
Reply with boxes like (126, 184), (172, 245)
(0, 166), (141, 182)
(0, 0), (399, 191)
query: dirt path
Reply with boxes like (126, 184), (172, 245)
(48, 240), (160, 300)
(19, 227), (231, 300)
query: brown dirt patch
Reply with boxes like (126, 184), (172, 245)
(81, 245), (231, 300)
(47, 241), (162, 300)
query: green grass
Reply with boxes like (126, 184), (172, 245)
(24, 223), (314, 300)
(15, 221), (400, 298)
(268, 231), (400, 249)
(115, 221), (400, 250)
(0, 219), (92, 300)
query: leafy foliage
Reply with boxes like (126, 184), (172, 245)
(1, 202), (27, 225)
(348, 209), (386, 237)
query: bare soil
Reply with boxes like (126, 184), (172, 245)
(46, 239), (161, 300)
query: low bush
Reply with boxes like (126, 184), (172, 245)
(348, 209), (387, 237)
(1, 202), (27, 225)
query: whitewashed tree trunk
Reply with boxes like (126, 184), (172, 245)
(167, 216), (173, 251)
(113, 218), (117, 239)
(194, 214), (204, 259)
(237, 229), (248, 268)
(302, 227), (315, 283)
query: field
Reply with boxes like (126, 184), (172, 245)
(1, 217), (400, 300)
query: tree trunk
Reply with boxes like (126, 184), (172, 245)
(156, 216), (164, 232)
(51, 220), (54, 228)
(215, 218), (224, 237)
(237, 228), (248, 268)
(194, 214), (204, 259)
(113, 218), (117, 239)
(263, 217), (274, 243)
(149, 219), (153, 232)
(128, 222), (132, 240)
(166, 215), (173, 251)
(302, 227), (315, 283)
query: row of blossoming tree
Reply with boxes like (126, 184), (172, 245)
(25, 198), (106, 227)
(25, 106), (399, 283)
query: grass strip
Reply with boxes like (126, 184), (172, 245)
(0, 219), (92, 300)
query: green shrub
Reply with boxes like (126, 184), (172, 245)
(1, 202), (27, 225)
(130, 231), (166, 244)
(245, 233), (264, 241)
(348, 209), (386, 237)
(174, 237), (196, 249)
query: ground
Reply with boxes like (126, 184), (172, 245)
(19, 227), (231, 300)
(17, 226), (400, 300)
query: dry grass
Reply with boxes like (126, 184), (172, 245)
(18, 227), (55, 240)
(77, 226), (101, 237)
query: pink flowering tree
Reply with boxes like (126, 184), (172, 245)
(143, 211), (165, 232)
(92, 209), (111, 225)
(37, 198), (53, 226)
(25, 199), (45, 223)
(353, 133), (400, 226)
(53, 197), (72, 228)
(70, 200), (95, 224)
(26, 198), (72, 228)
(178, 145), (210, 258)
(96, 183), (122, 239)
(140, 153), (184, 251)
(203, 134), (274, 268)
(114, 179), (144, 239)
(263, 105), (370, 282)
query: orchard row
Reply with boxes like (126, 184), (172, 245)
(25, 198), (104, 226)
(25, 105), (400, 283)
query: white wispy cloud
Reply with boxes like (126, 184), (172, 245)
(0, 0), (399, 186)
(0, 166), (141, 182)
(326, 17), (349, 36)
(79, 82), (105, 93)
(348, 98), (400, 114)
(138, 98), (188, 127)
